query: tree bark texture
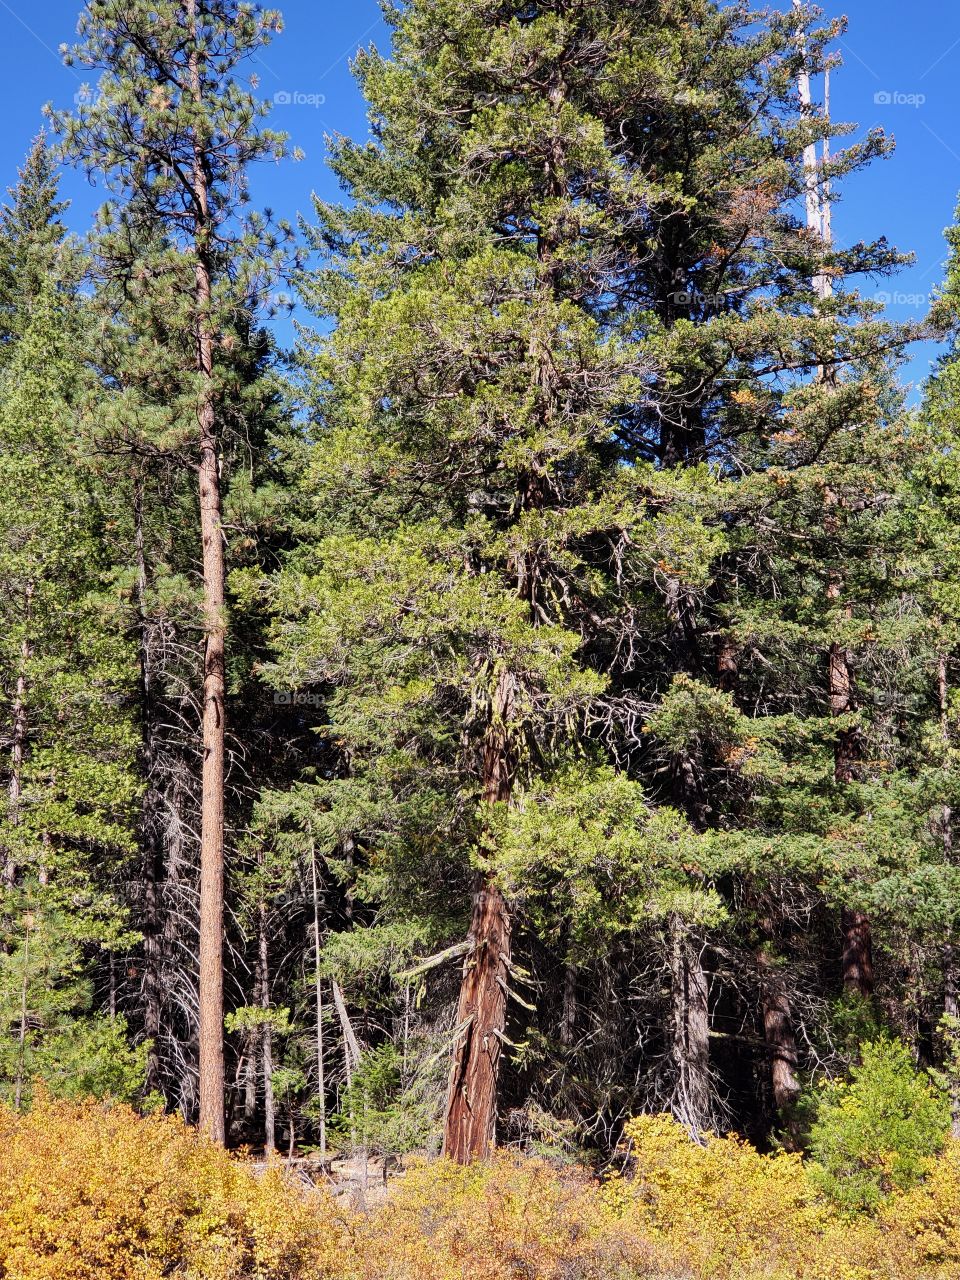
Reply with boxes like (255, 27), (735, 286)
(668, 915), (712, 1135)
(756, 944), (801, 1111)
(443, 668), (516, 1163)
(187, 0), (227, 1144)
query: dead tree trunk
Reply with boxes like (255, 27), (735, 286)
(257, 903), (275, 1155)
(668, 915), (712, 1136)
(309, 840), (327, 1161)
(443, 668), (516, 1163)
(5, 583), (33, 894)
(187, 0), (227, 1144)
(134, 476), (165, 1098)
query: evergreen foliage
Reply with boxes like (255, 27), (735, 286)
(1, 0), (960, 1207)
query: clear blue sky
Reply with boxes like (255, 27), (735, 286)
(0, 0), (957, 394)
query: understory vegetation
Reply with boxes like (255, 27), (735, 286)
(7, 1089), (960, 1280)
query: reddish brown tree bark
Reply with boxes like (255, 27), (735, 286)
(756, 944), (801, 1111)
(443, 669), (516, 1163)
(187, 0), (227, 1144)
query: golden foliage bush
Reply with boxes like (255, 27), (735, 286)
(0, 1093), (347, 1280)
(5, 1100), (960, 1280)
(605, 1115), (886, 1280)
(353, 1153), (649, 1280)
(881, 1140), (960, 1279)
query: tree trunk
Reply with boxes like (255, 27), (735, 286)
(667, 914), (712, 1136)
(258, 904), (275, 1155)
(134, 477), (164, 1098)
(187, 0), (227, 1144)
(841, 909), (874, 998)
(243, 1037), (257, 1126)
(716, 633), (739, 695)
(560, 962), (577, 1048)
(797, 31), (872, 1002)
(939, 652), (960, 1135)
(830, 607), (873, 998)
(5, 583), (33, 894)
(310, 840), (327, 1161)
(443, 668), (515, 1163)
(443, 879), (512, 1161)
(756, 945), (801, 1111)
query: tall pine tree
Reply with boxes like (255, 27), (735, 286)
(54, 0), (292, 1141)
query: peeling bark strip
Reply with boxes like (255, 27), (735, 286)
(187, 0), (228, 1145)
(443, 668), (516, 1163)
(443, 879), (513, 1162)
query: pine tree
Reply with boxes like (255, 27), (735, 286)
(268, 0), (917, 1157)
(0, 272), (141, 1106)
(53, 0), (293, 1141)
(0, 134), (70, 363)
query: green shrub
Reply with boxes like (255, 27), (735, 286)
(808, 1037), (952, 1213)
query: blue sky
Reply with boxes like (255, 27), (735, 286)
(0, 0), (958, 394)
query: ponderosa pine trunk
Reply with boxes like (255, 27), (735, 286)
(188, 0), (227, 1144)
(756, 942), (801, 1111)
(443, 668), (515, 1163)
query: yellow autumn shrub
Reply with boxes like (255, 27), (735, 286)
(6, 1100), (960, 1280)
(603, 1114), (892, 1280)
(355, 1153), (626, 1280)
(879, 1138), (960, 1280)
(0, 1092), (348, 1280)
